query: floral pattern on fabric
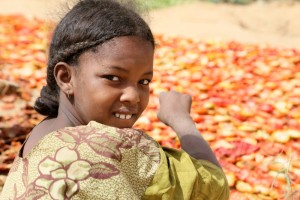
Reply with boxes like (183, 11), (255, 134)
(1, 121), (161, 200)
(11, 159), (46, 200)
(56, 126), (128, 161)
(13, 183), (46, 200)
(34, 147), (92, 199)
(117, 128), (161, 163)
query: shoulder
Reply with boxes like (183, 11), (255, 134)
(28, 121), (161, 164)
(2, 122), (162, 200)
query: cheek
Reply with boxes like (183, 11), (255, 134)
(141, 89), (150, 109)
(73, 78), (96, 108)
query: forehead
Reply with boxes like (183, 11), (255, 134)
(78, 36), (154, 63)
(97, 36), (154, 57)
(76, 36), (154, 71)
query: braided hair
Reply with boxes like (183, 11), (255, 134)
(34, 0), (155, 117)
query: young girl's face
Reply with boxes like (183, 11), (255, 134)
(71, 36), (154, 128)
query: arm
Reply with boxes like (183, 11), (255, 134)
(157, 90), (221, 168)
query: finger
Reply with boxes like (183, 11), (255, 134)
(186, 94), (192, 111)
(159, 91), (167, 98)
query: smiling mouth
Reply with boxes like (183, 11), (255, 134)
(114, 113), (133, 120)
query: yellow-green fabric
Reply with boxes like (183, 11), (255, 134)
(143, 147), (229, 200)
(1, 121), (229, 200)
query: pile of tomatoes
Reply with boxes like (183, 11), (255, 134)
(1, 15), (300, 199)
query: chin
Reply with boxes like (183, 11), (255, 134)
(106, 121), (135, 129)
(95, 117), (137, 129)
(115, 123), (134, 129)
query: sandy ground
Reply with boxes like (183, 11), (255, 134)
(0, 0), (299, 49)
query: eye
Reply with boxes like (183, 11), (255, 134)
(104, 75), (120, 82)
(139, 79), (151, 85)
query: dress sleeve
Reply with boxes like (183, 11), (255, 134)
(143, 147), (230, 200)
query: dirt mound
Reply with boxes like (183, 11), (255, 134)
(149, 1), (300, 49)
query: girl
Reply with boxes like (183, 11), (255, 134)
(1, 0), (229, 199)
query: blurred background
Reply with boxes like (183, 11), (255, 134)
(1, 0), (300, 199)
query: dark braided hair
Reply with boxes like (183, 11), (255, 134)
(34, 0), (155, 117)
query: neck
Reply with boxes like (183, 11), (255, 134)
(55, 91), (85, 128)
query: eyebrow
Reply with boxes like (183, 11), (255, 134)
(110, 66), (153, 76)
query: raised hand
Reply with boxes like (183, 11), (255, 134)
(157, 90), (192, 128)
(157, 90), (221, 167)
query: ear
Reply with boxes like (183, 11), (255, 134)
(54, 62), (75, 96)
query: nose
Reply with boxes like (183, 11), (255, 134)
(120, 85), (140, 104)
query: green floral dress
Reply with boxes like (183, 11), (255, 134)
(0, 121), (229, 200)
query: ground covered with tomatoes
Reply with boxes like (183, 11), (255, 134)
(0, 15), (300, 199)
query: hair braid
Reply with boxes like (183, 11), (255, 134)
(34, 86), (59, 117)
(49, 34), (121, 71)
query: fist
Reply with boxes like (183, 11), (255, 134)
(157, 90), (192, 126)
